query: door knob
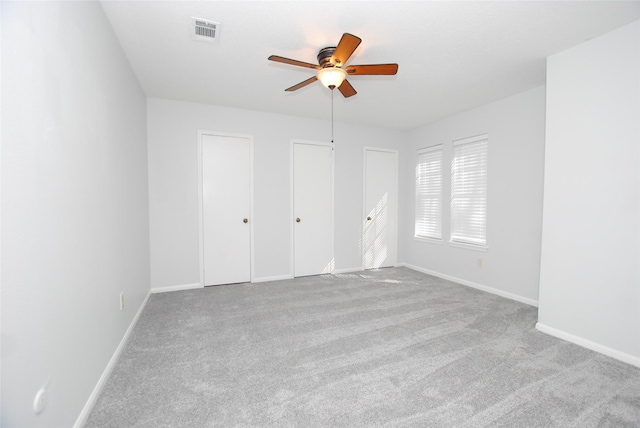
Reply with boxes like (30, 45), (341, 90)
(296, 218), (301, 223)
(367, 216), (372, 221)
(243, 218), (248, 223)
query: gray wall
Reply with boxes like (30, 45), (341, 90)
(147, 98), (407, 289)
(401, 86), (546, 305)
(538, 21), (640, 365)
(1, 2), (150, 426)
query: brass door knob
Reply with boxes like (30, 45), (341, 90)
(296, 218), (301, 223)
(243, 218), (248, 223)
(367, 216), (372, 221)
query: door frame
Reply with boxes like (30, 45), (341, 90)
(290, 139), (335, 277)
(197, 130), (255, 286)
(362, 146), (399, 269)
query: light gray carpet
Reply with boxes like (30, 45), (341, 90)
(86, 267), (640, 427)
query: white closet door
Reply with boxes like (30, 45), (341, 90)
(293, 142), (333, 277)
(202, 134), (251, 285)
(363, 148), (398, 269)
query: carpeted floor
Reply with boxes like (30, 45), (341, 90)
(85, 267), (640, 427)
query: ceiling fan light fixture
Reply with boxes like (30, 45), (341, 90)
(317, 67), (347, 89)
(269, 33), (396, 98)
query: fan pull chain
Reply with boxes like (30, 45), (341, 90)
(331, 89), (334, 147)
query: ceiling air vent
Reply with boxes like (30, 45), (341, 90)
(191, 17), (220, 44)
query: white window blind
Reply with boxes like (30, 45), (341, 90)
(415, 146), (442, 240)
(451, 135), (488, 246)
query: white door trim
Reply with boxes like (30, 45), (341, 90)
(290, 139), (335, 277)
(197, 130), (255, 286)
(362, 146), (399, 269)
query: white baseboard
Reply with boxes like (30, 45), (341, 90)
(334, 266), (365, 274)
(252, 274), (294, 283)
(400, 263), (538, 307)
(536, 322), (640, 368)
(151, 282), (202, 294)
(249, 268), (369, 282)
(252, 268), (367, 282)
(74, 291), (151, 428)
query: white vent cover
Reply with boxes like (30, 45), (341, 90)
(191, 17), (220, 43)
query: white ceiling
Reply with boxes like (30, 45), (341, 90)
(101, 1), (640, 130)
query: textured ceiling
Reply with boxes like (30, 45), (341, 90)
(101, 1), (640, 130)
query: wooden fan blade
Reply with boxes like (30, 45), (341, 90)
(338, 79), (357, 98)
(331, 33), (362, 66)
(345, 64), (398, 75)
(268, 55), (320, 70)
(285, 76), (318, 92)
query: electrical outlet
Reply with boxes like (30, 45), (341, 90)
(119, 292), (125, 310)
(477, 258), (483, 268)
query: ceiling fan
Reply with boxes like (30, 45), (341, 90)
(268, 33), (398, 98)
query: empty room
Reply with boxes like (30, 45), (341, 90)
(2, 1), (639, 427)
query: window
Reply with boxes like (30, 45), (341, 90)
(451, 135), (488, 247)
(415, 145), (443, 240)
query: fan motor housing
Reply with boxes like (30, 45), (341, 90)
(317, 47), (337, 68)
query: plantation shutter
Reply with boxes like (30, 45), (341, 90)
(451, 135), (488, 246)
(415, 146), (442, 239)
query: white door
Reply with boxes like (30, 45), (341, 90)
(202, 134), (252, 285)
(293, 142), (333, 277)
(363, 148), (398, 269)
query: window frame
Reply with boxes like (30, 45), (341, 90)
(450, 134), (488, 250)
(414, 144), (443, 243)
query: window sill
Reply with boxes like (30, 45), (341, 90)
(449, 240), (488, 252)
(414, 236), (443, 245)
